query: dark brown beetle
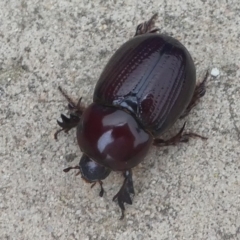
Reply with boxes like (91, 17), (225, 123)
(55, 14), (208, 219)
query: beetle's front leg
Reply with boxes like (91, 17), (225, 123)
(54, 86), (85, 139)
(54, 113), (80, 139)
(153, 122), (207, 147)
(113, 169), (134, 220)
(134, 13), (159, 36)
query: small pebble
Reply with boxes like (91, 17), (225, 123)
(211, 68), (220, 77)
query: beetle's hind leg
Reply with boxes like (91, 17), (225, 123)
(180, 72), (209, 118)
(113, 170), (134, 220)
(154, 73), (209, 146)
(134, 13), (160, 36)
(153, 122), (207, 147)
(54, 86), (85, 140)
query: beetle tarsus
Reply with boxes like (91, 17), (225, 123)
(134, 13), (159, 36)
(153, 122), (207, 146)
(113, 170), (134, 220)
(180, 71), (209, 118)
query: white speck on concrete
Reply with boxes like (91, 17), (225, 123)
(211, 67), (220, 77)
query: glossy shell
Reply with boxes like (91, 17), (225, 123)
(77, 103), (153, 171)
(94, 33), (196, 136)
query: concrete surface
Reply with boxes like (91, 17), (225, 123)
(1, 0), (240, 239)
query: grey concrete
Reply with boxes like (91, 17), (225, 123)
(1, 1), (240, 239)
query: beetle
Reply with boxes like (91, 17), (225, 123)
(55, 14), (208, 219)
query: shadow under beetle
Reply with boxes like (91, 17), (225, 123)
(55, 14), (208, 219)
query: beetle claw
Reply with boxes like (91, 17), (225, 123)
(113, 170), (134, 220)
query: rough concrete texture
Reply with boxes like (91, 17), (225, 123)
(0, 0), (240, 239)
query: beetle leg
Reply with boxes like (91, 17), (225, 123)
(180, 72), (209, 118)
(153, 122), (207, 147)
(91, 180), (104, 197)
(113, 170), (134, 220)
(134, 13), (160, 36)
(55, 86), (85, 139)
(63, 165), (80, 173)
(54, 113), (80, 139)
